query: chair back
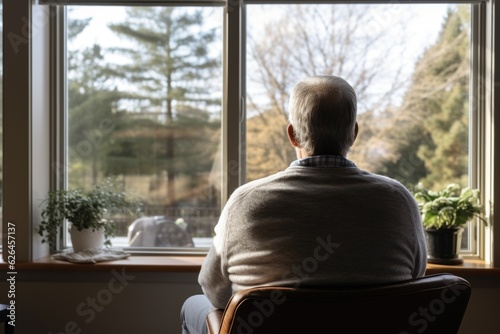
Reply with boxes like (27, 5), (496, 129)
(206, 273), (471, 334)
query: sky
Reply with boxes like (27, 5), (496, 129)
(70, 3), (450, 54)
(245, 4), (452, 111)
(68, 3), (453, 112)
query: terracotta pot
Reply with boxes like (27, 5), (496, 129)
(425, 227), (464, 265)
(69, 225), (105, 252)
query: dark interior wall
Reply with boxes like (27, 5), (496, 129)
(0, 271), (497, 334)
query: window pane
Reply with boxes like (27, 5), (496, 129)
(246, 4), (472, 249)
(66, 6), (223, 249)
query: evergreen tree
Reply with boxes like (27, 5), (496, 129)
(377, 6), (470, 190)
(66, 13), (122, 188)
(67, 29), (124, 188)
(108, 7), (220, 205)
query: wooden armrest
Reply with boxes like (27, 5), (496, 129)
(206, 309), (224, 334)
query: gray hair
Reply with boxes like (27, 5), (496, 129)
(288, 75), (357, 156)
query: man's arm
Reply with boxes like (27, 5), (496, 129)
(198, 246), (233, 309)
(198, 203), (233, 309)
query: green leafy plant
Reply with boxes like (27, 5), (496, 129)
(39, 177), (142, 250)
(412, 183), (487, 229)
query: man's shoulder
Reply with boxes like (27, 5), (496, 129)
(233, 171), (286, 194)
(357, 170), (415, 196)
(358, 169), (405, 186)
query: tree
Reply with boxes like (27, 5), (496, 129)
(66, 13), (122, 188)
(108, 7), (220, 205)
(104, 104), (220, 206)
(67, 27), (124, 188)
(378, 6), (470, 190)
(246, 4), (409, 180)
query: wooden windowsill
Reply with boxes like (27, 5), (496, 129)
(2, 254), (205, 272)
(425, 259), (500, 276)
(1, 255), (499, 276)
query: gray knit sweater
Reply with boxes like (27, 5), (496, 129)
(198, 165), (427, 309)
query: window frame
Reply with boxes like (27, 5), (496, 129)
(2, 0), (497, 263)
(55, 4), (230, 253)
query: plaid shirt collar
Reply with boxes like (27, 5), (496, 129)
(290, 155), (357, 168)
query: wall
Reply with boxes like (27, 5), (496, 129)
(457, 276), (500, 334)
(0, 271), (202, 334)
(0, 271), (499, 334)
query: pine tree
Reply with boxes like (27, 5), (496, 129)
(108, 7), (220, 205)
(378, 6), (470, 190)
(67, 15), (124, 189)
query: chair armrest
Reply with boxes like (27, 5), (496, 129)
(206, 309), (224, 334)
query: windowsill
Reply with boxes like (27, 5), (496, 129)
(1, 255), (499, 276)
(425, 259), (500, 276)
(1, 254), (206, 272)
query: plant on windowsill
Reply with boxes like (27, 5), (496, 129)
(39, 177), (142, 253)
(412, 183), (487, 265)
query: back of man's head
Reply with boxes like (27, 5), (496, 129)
(288, 75), (357, 156)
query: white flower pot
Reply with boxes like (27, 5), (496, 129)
(70, 225), (105, 252)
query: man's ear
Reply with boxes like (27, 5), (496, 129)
(287, 123), (300, 148)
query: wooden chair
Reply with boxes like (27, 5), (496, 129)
(206, 273), (471, 334)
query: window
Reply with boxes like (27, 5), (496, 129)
(3, 0), (497, 262)
(245, 3), (479, 255)
(246, 4), (469, 186)
(64, 5), (223, 250)
(61, 2), (481, 254)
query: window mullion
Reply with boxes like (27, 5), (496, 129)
(49, 6), (69, 251)
(50, 6), (68, 192)
(222, 2), (243, 205)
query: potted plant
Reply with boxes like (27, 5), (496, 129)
(39, 177), (141, 253)
(412, 183), (487, 265)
